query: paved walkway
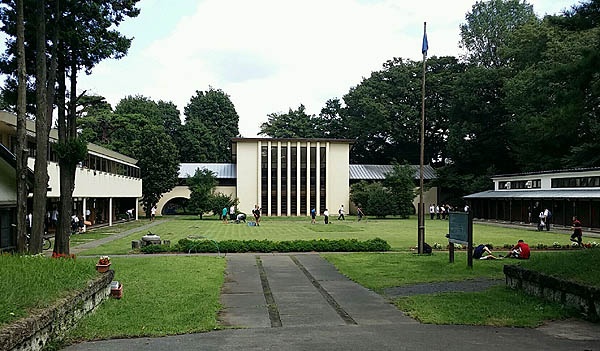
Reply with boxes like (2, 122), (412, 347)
(70, 220), (167, 255)
(63, 253), (600, 351)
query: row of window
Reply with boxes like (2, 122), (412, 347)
(499, 176), (600, 190)
(260, 145), (326, 215)
(552, 176), (600, 188)
(7, 137), (140, 179)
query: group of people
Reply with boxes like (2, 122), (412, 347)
(311, 205), (360, 224)
(429, 204), (454, 220)
(537, 208), (552, 231)
(473, 240), (531, 260)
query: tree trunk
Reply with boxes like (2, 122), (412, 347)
(15, 0), (28, 253)
(31, 0), (48, 254)
(55, 57), (71, 255)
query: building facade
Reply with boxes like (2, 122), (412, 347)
(0, 111), (142, 250)
(465, 168), (600, 229)
(157, 138), (438, 217)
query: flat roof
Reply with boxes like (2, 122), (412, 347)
(493, 167), (600, 178)
(465, 189), (600, 199)
(232, 137), (355, 144)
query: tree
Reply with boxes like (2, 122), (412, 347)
(383, 164), (417, 218)
(15, 0), (27, 252)
(209, 193), (237, 220)
(187, 168), (217, 219)
(349, 181), (398, 218)
(503, 14), (600, 169)
(0, 0), (140, 254)
(136, 124), (180, 215)
(341, 57), (461, 165)
(459, 0), (537, 67)
(259, 104), (325, 138)
(80, 97), (180, 216)
(183, 88), (239, 162)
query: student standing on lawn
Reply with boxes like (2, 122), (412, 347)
(252, 205), (261, 226)
(323, 209), (329, 224)
(338, 205), (345, 220)
(571, 216), (583, 246)
(357, 206), (365, 222)
(505, 240), (530, 259)
(222, 207), (228, 224)
(310, 207), (316, 224)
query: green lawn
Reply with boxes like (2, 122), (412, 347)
(75, 215), (589, 255)
(66, 255), (224, 342)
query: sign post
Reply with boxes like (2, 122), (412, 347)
(448, 211), (473, 268)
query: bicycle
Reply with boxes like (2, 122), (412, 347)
(26, 233), (52, 251)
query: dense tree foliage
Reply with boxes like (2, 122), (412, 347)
(182, 88), (239, 162)
(0, 0), (140, 254)
(459, 0), (536, 67)
(187, 168), (217, 219)
(79, 95), (180, 215)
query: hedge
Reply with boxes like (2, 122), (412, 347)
(140, 237), (391, 254)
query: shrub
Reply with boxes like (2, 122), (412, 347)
(140, 244), (172, 254)
(172, 238), (390, 253)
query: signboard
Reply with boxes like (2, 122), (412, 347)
(448, 212), (469, 245)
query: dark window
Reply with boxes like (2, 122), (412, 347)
(320, 146), (326, 212)
(261, 146), (268, 213)
(281, 146), (288, 215)
(300, 147), (307, 214)
(290, 146), (297, 215)
(271, 146), (278, 215)
(552, 176), (600, 188)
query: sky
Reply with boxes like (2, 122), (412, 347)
(76, 0), (578, 137)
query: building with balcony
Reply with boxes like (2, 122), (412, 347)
(0, 111), (142, 250)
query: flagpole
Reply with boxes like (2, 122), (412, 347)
(418, 22), (427, 254)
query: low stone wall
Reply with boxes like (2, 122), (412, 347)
(504, 265), (600, 321)
(0, 270), (114, 351)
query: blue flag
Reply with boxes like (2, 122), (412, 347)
(422, 31), (428, 55)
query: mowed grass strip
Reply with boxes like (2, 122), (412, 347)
(0, 255), (97, 327)
(393, 285), (572, 327)
(322, 252), (505, 293)
(66, 255), (225, 342)
(75, 215), (586, 255)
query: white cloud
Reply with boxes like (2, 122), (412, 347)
(77, 0), (577, 137)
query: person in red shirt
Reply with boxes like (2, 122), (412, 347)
(570, 216), (583, 247)
(505, 240), (530, 259)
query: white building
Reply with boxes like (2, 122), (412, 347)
(0, 111), (142, 250)
(465, 168), (600, 229)
(157, 138), (438, 217)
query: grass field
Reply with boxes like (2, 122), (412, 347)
(74, 215), (592, 255)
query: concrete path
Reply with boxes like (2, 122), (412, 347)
(70, 220), (167, 255)
(63, 253), (600, 351)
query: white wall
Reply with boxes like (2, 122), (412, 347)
(0, 159), (16, 206)
(28, 159), (142, 198)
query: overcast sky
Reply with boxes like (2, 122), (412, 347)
(76, 0), (577, 137)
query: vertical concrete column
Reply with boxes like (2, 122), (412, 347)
(296, 141), (301, 216)
(325, 142), (330, 211)
(82, 198), (87, 233)
(257, 141), (262, 208)
(267, 140), (272, 216)
(109, 197), (113, 227)
(135, 198), (139, 220)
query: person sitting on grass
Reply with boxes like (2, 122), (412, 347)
(473, 244), (499, 260)
(505, 240), (530, 259)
